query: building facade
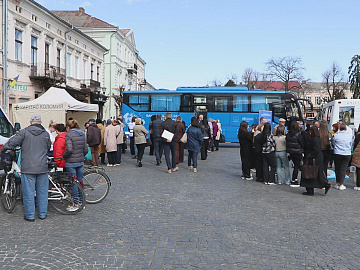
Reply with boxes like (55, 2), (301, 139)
(2, 0), (107, 123)
(53, 8), (151, 119)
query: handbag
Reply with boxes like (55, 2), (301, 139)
(146, 137), (152, 147)
(180, 133), (187, 143)
(219, 134), (226, 143)
(302, 158), (318, 180)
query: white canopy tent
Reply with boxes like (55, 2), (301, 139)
(13, 87), (98, 129)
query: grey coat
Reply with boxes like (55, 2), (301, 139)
(63, 129), (88, 163)
(1, 124), (51, 174)
(133, 124), (149, 144)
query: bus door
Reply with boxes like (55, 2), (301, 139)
(272, 101), (300, 127)
(193, 94), (208, 119)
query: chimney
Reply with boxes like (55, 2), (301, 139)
(79, 7), (85, 13)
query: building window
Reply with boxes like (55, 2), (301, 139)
(66, 53), (71, 77)
(45, 43), (50, 69)
(16, 6), (22, 13)
(57, 49), (61, 70)
(74, 56), (79, 79)
(83, 59), (87, 79)
(32, 15), (37, 21)
(97, 66), (100, 81)
(15, 29), (22, 61)
(46, 22), (51, 29)
(31, 36), (37, 66)
(91, 63), (94, 80)
(315, 96), (322, 105)
(306, 96), (312, 102)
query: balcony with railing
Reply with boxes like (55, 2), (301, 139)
(29, 62), (66, 85)
(80, 79), (101, 89)
(127, 63), (138, 74)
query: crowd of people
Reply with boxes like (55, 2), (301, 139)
(238, 117), (360, 196)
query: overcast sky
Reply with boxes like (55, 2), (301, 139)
(40, 0), (360, 89)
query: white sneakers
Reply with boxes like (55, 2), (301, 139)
(354, 187), (360, 190)
(335, 184), (346, 190)
(66, 205), (79, 212)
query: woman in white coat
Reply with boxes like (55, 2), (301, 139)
(104, 119), (120, 166)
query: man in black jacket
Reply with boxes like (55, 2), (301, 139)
(150, 114), (163, 165)
(87, 119), (101, 166)
(161, 112), (179, 173)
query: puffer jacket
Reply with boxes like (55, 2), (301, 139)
(286, 130), (304, 155)
(1, 124), (51, 174)
(53, 132), (67, 168)
(63, 128), (88, 163)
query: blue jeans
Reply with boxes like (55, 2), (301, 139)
(116, 144), (123, 164)
(275, 151), (291, 184)
(188, 150), (198, 168)
(21, 173), (49, 219)
(66, 162), (84, 204)
(163, 141), (176, 169)
(153, 137), (163, 162)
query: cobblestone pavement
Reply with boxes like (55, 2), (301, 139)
(0, 145), (359, 269)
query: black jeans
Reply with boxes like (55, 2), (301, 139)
(322, 150), (332, 176)
(136, 143), (146, 162)
(290, 153), (302, 181)
(333, 154), (351, 185)
(201, 139), (209, 160)
(254, 152), (263, 181)
(262, 152), (276, 183)
(107, 151), (116, 165)
(130, 137), (136, 156)
(356, 168), (360, 187)
(240, 149), (251, 178)
(163, 141), (176, 169)
(149, 134), (154, 155)
(153, 137), (163, 163)
(116, 144), (123, 164)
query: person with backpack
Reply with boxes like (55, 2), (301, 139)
(286, 121), (305, 187)
(261, 123), (277, 185)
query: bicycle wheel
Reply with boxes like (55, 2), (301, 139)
(83, 170), (110, 204)
(49, 179), (85, 214)
(0, 174), (17, 213)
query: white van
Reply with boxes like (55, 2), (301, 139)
(320, 99), (360, 132)
(0, 107), (14, 149)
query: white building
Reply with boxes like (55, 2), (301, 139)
(0, 0), (107, 122)
(53, 7), (152, 119)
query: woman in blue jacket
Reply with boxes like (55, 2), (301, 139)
(186, 120), (203, 173)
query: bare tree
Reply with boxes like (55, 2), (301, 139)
(265, 56), (305, 91)
(112, 85), (126, 116)
(209, 79), (222, 87)
(242, 68), (260, 90)
(322, 62), (348, 101)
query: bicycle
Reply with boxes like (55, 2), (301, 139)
(0, 149), (85, 215)
(82, 165), (111, 204)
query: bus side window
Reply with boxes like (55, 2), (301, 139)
(233, 95), (249, 112)
(129, 95), (149, 111)
(151, 95), (180, 111)
(214, 97), (229, 112)
(180, 94), (192, 112)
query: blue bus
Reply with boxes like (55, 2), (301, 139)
(122, 86), (309, 142)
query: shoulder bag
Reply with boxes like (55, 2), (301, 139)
(219, 134), (226, 143)
(180, 133), (187, 143)
(302, 158), (318, 180)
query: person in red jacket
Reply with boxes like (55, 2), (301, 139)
(53, 124), (67, 169)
